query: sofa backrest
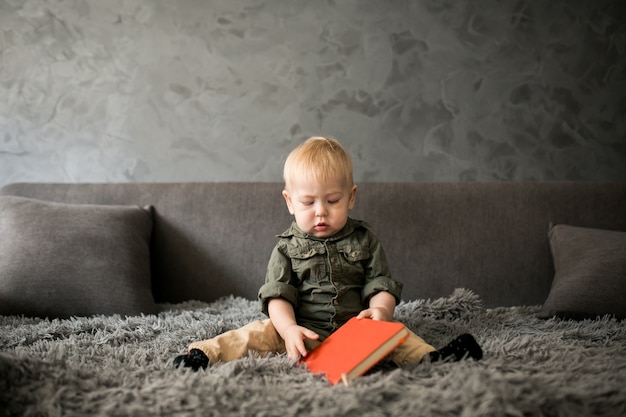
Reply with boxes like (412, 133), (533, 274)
(2, 182), (625, 307)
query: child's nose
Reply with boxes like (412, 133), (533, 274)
(315, 202), (328, 217)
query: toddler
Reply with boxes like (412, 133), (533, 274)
(174, 136), (482, 371)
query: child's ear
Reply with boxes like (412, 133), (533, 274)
(282, 190), (295, 215)
(348, 185), (357, 209)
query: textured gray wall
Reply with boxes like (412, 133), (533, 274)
(1, 0), (625, 187)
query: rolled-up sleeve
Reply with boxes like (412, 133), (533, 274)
(258, 242), (299, 316)
(362, 277), (403, 304)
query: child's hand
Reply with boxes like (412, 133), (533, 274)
(358, 291), (396, 322)
(357, 306), (393, 322)
(282, 324), (319, 360)
(267, 298), (319, 360)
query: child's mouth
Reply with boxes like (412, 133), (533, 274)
(314, 223), (328, 231)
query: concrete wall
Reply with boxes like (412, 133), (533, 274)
(1, 0), (625, 187)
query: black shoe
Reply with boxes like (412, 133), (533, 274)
(429, 334), (483, 362)
(173, 348), (210, 371)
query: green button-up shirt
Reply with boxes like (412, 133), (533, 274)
(258, 217), (403, 340)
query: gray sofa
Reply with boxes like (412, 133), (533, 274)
(1, 182), (625, 416)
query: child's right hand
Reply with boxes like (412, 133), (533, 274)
(282, 324), (319, 360)
(267, 297), (319, 359)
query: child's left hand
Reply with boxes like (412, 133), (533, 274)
(357, 291), (396, 322)
(356, 306), (393, 322)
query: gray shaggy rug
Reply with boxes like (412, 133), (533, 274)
(1, 288), (625, 417)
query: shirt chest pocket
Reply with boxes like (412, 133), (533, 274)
(288, 245), (327, 280)
(338, 245), (371, 263)
(337, 244), (371, 281)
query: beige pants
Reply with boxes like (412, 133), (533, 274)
(189, 319), (435, 365)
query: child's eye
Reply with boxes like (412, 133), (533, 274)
(302, 201), (314, 206)
(328, 199), (339, 204)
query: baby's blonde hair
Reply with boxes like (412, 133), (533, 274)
(283, 136), (354, 191)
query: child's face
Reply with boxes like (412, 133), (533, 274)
(282, 176), (357, 239)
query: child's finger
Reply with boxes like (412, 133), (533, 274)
(303, 329), (320, 340)
(357, 309), (372, 319)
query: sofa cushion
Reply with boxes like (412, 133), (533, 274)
(0, 196), (156, 318)
(539, 224), (626, 320)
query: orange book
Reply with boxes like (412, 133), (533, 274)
(300, 317), (409, 386)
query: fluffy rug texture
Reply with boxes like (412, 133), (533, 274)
(1, 288), (625, 417)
